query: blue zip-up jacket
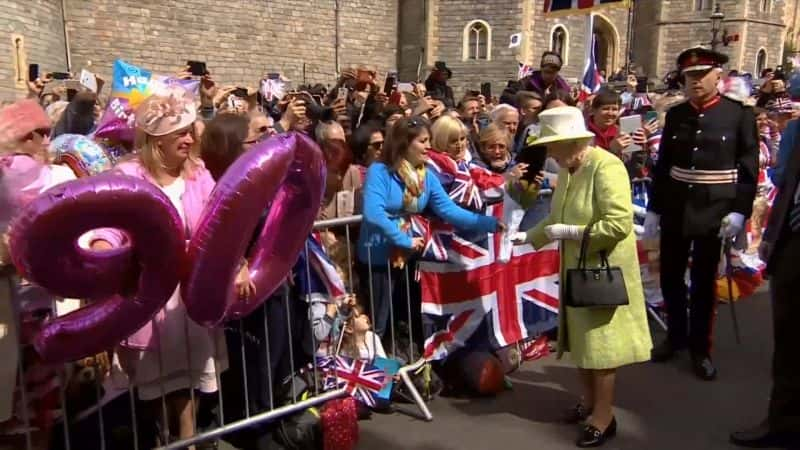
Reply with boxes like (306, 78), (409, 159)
(357, 162), (498, 265)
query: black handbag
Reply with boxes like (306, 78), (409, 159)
(564, 224), (630, 308)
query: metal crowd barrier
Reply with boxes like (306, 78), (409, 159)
(5, 213), (432, 450)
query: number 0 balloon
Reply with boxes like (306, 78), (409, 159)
(8, 174), (185, 363)
(183, 132), (326, 326)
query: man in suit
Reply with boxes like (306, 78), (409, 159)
(644, 47), (759, 380)
(729, 120), (800, 447)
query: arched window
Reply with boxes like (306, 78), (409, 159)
(462, 20), (492, 61)
(756, 49), (768, 75)
(760, 0), (771, 12)
(551, 26), (568, 61)
(695, 0), (711, 11)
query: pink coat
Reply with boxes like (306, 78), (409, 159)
(92, 158), (216, 349)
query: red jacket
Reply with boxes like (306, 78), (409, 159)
(587, 119), (619, 152)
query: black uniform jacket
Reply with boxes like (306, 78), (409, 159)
(649, 95), (759, 237)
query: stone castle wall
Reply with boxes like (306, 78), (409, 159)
(0, 0), (69, 100)
(1, 0), (398, 101)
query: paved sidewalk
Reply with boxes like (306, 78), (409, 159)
(359, 290), (774, 450)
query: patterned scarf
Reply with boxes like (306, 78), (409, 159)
(391, 159), (427, 268)
(396, 159), (426, 213)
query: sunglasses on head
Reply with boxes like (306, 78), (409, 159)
(407, 117), (426, 128)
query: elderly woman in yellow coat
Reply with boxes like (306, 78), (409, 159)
(514, 106), (652, 448)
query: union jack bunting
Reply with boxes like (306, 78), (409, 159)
(317, 356), (388, 407)
(544, 0), (629, 15)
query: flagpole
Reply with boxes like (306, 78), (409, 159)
(584, 13), (595, 75)
(625, 0), (635, 73)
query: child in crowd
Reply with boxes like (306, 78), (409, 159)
(339, 304), (386, 361)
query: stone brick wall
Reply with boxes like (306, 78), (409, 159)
(530, 6), (629, 81)
(645, 0), (789, 76)
(60, 0), (396, 95)
(0, 0), (68, 100)
(427, 0), (524, 101)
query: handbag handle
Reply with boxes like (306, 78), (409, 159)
(577, 223), (612, 273)
(577, 224), (592, 270)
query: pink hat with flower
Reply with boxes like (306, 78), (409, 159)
(0, 99), (51, 144)
(135, 86), (197, 136)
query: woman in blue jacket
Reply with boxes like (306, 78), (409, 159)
(357, 116), (504, 338)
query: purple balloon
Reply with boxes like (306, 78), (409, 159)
(183, 132), (326, 326)
(8, 174), (185, 363)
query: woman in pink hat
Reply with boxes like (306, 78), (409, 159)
(0, 99), (76, 447)
(90, 87), (253, 447)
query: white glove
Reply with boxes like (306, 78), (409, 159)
(510, 231), (528, 244)
(544, 224), (583, 241)
(719, 212), (745, 239)
(643, 212), (660, 239)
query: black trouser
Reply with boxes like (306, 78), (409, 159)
(659, 229), (722, 357)
(766, 235), (800, 433)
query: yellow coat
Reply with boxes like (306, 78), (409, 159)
(526, 147), (652, 369)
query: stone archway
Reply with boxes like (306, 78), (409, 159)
(592, 13), (619, 75)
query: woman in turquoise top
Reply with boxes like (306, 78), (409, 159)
(357, 116), (503, 338)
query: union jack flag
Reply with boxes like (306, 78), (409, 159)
(296, 233), (347, 301)
(416, 160), (560, 360)
(317, 356), (388, 407)
(426, 151), (484, 210)
(518, 62), (534, 80)
(579, 32), (603, 102)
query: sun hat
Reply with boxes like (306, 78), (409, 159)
(531, 106), (595, 146)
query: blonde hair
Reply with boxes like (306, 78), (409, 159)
(430, 116), (466, 152)
(479, 123), (513, 152)
(134, 126), (202, 178)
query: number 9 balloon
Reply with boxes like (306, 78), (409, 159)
(183, 132), (326, 326)
(8, 174), (185, 363)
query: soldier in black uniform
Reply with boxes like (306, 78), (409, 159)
(644, 47), (759, 380)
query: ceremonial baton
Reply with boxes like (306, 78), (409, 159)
(723, 238), (742, 345)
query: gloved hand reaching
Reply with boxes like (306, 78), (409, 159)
(544, 224), (583, 241)
(643, 212), (660, 239)
(719, 212), (745, 239)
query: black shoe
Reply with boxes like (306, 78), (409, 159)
(576, 417), (617, 448)
(651, 340), (682, 362)
(691, 355), (718, 381)
(730, 422), (800, 448)
(563, 403), (593, 424)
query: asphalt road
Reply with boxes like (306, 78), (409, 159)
(358, 289), (776, 450)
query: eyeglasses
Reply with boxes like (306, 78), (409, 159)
(369, 140), (384, 149)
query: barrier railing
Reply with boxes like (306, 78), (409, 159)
(4, 213), (432, 450)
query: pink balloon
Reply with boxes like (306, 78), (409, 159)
(183, 132), (326, 326)
(8, 174), (185, 363)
